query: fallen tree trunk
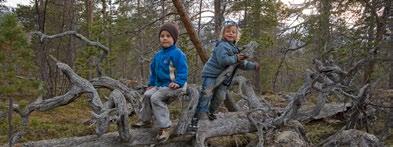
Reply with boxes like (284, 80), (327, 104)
(319, 129), (383, 147)
(8, 53), (384, 147)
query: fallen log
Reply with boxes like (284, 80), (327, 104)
(319, 129), (383, 147)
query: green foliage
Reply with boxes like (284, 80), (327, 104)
(0, 13), (39, 96)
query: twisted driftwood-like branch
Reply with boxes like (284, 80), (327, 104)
(194, 57), (375, 146)
(173, 86), (200, 135)
(90, 76), (143, 117)
(344, 84), (370, 130)
(232, 76), (271, 110)
(319, 129), (382, 147)
(31, 31), (109, 76)
(111, 90), (130, 141)
(10, 58), (109, 144)
(10, 54), (382, 146)
(13, 61), (104, 123)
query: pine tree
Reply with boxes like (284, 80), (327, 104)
(0, 13), (39, 98)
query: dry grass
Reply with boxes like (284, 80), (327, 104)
(0, 96), (118, 144)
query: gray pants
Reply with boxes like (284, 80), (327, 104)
(140, 87), (181, 128)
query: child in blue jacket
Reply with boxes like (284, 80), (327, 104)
(133, 23), (188, 142)
(192, 20), (259, 128)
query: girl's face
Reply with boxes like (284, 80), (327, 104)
(159, 31), (174, 48)
(223, 25), (238, 42)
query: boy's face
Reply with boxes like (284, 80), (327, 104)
(223, 26), (238, 42)
(159, 30), (174, 48)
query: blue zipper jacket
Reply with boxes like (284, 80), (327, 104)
(148, 44), (188, 87)
(201, 39), (257, 78)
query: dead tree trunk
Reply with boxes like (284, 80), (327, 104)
(214, 0), (224, 39)
(33, 0), (53, 98)
(171, 0), (208, 63)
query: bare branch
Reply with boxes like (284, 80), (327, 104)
(31, 31), (109, 77)
(90, 76), (143, 117)
(12, 61), (107, 138)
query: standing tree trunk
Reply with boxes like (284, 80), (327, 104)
(161, 0), (166, 24)
(250, 0), (262, 93)
(64, 0), (76, 68)
(7, 97), (13, 147)
(107, 0), (113, 76)
(197, 0), (203, 35)
(172, 0), (208, 63)
(318, 0), (331, 59)
(363, 0), (389, 84)
(86, 0), (94, 37)
(34, 0), (53, 98)
(387, 0), (393, 89)
(214, 0), (224, 39)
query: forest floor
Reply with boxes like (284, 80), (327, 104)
(1, 93), (392, 146)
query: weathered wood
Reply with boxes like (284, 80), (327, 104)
(109, 89), (130, 141)
(18, 128), (193, 147)
(344, 84), (370, 130)
(90, 76), (143, 118)
(31, 31), (109, 76)
(232, 76), (271, 110)
(194, 110), (313, 147)
(172, 0), (208, 63)
(13, 62), (104, 123)
(319, 129), (383, 147)
(273, 71), (314, 126)
(296, 102), (352, 122)
(10, 60), (110, 144)
(173, 86), (200, 135)
(268, 120), (310, 146)
(223, 92), (240, 112)
(195, 111), (259, 147)
(11, 55), (382, 146)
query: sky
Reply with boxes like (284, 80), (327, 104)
(4, 0), (308, 8)
(3, 0), (31, 7)
(3, 0), (311, 27)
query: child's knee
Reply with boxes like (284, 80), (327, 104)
(144, 93), (153, 99)
(150, 94), (164, 104)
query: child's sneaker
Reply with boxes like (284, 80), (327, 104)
(131, 121), (152, 128)
(157, 127), (170, 142)
(208, 112), (217, 120)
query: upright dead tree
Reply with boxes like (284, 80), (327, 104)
(172, 0), (208, 63)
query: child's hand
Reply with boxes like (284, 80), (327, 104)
(255, 63), (260, 70)
(237, 53), (247, 62)
(168, 82), (180, 89)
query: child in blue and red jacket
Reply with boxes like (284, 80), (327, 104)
(133, 23), (188, 142)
